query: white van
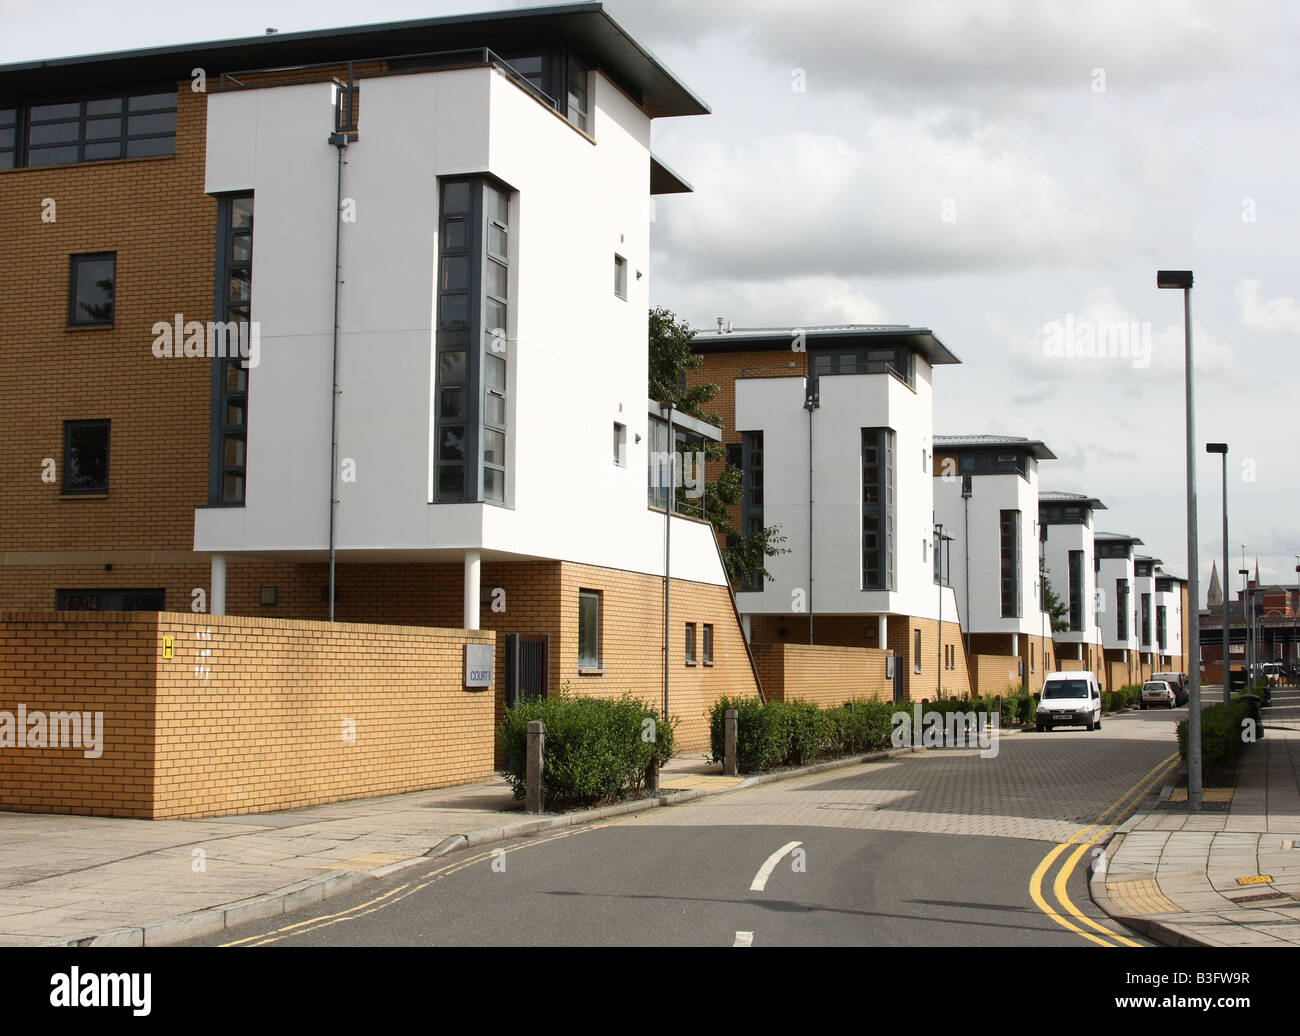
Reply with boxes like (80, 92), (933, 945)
(1036, 672), (1103, 732)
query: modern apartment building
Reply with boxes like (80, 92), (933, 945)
(1038, 491), (1106, 679)
(1153, 565), (1189, 675)
(0, 4), (759, 750)
(689, 324), (971, 700)
(932, 435), (1056, 695)
(1095, 530), (1142, 689)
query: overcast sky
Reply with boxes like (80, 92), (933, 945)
(4, 0), (1297, 602)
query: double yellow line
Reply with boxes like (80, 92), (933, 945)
(222, 821), (613, 947)
(1028, 752), (1178, 947)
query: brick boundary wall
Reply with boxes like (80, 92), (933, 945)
(756, 642), (892, 707)
(969, 654), (1022, 698)
(0, 611), (495, 818)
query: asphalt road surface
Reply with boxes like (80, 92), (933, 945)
(188, 704), (1192, 947)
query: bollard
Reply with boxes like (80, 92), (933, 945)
(724, 708), (738, 776)
(646, 759), (660, 793)
(526, 720), (544, 813)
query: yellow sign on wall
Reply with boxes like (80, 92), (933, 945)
(162, 635), (174, 660)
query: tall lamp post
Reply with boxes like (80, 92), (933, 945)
(1207, 443), (1229, 702)
(1158, 269), (1202, 811)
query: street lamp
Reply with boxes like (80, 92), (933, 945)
(1206, 442), (1229, 703)
(1158, 269), (1202, 811)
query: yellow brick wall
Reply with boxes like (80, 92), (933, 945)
(756, 642), (892, 707)
(0, 610), (496, 818)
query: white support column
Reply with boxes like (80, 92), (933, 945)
(741, 614), (752, 643)
(463, 549), (481, 631)
(210, 553), (226, 616)
(1011, 633), (1019, 656)
(878, 614), (888, 651)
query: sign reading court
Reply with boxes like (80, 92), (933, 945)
(463, 644), (494, 690)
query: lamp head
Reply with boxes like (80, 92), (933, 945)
(1157, 270), (1194, 289)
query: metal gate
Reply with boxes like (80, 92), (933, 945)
(505, 633), (549, 707)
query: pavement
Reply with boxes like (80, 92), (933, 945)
(1093, 682), (1300, 947)
(0, 744), (914, 948)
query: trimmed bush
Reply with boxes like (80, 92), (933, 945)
(1177, 698), (1252, 774)
(498, 692), (676, 810)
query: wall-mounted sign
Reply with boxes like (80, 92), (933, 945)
(464, 643), (494, 689)
(162, 635), (174, 660)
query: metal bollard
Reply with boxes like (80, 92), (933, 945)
(724, 708), (738, 776)
(526, 720), (545, 813)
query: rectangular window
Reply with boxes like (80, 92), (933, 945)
(647, 415), (669, 511)
(56, 588), (164, 611)
(613, 422), (626, 466)
(21, 90), (176, 168)
(914, 629), (922, 673)
(1142, 593), (1152, 646)
(566, 58), (590, 133)
(740, 431), (764, 591)
(614, 254), (627, 299)
(210, 194), (253, 505)
(685, 622), (696, 664)
(68, 252), (115, 326)
(1068, 550), (1084, 631)
(63, 419), (109, 494)
(1030, 641), (1035, 672)
(862, 428), (896, 591)
(0, 106), (14, 168)
(1156, 605), (1167, 650)
(703, 623), (714, 664)
(1116, 579), (1128, 640)
(1000, 509), (1021, 618)
(435, 178), (513, 504)
(578, 589), (601, 670)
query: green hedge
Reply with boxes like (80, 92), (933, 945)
(497, 692), (675, 810)
(1176, 698), (1252, 774)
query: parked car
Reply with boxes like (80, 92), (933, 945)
(1151, 671), (1187, 706)
(1036, 672), (1103, 731)
(1262, 662), (1282, 687)
(1141, 680), (1176, 710)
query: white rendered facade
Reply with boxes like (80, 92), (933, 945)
(1040, 494), (1105, 663)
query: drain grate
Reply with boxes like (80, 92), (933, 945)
(1230, 891), (1288, 904)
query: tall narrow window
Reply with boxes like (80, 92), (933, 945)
(68, 252), (116, 325)
(0, 107), (14, 168)
(210, 194), (253, 505)
(740, 431), (764, 592)
(1116, 579), (1128, 640)
(914, 628), (922, 673)
(1068, 550), (1084, 631)
(63, 420), (109, 494)
(685, 623), (697, 663)
(862, 428), (895, 591)
(1156, 605), (1167, 651)
(1141, 593), (1152, 646)
(702, 624), (714, 664)
(566, 57), (590, 133)
(578, 589), (601, 670)
(613, 423), (626, 466)
(1000, 509), (1021, 618)
(435, 178), (512, 504)
(614, 254), (627, 300)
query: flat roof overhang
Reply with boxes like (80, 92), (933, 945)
(692, 326), (960, 367)
(0, 2), (710, 120)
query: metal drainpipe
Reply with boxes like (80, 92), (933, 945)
(663, 404), (673, 722)
(805, 397), (815, 644)
(327, 78), (351, 621)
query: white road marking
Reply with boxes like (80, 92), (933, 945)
(734, 931), (754, 947)
(750, 840), (802, 892)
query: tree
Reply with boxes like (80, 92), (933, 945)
(648, 306), (788, 586)
(1041, 564), (1069, 633)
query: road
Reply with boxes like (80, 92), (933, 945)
(188, 703), (1193, 947)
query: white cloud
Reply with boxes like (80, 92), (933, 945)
(652, 274), (890, 331)
(1236, 279), (1300, 336)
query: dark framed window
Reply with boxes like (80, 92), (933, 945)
(952, 449), (1029, 480)
(1000, 509), (1021, 618)
(740, 431), (765, 591)
(862, 428), (896, 591)
(1156, 605), (1167, 651)
(436, 177), (513, 504)
(613, 423), (627, 466)
(1068, 550), (1084, 631)
(20, 90), (176, 168)
(1141, 593), (1152, 645)
(0, 106), (15, 169)
(210, 194), (253, 506)
(685, 622), (697, 663)
(57, 588), (164, 611)
(614, 254), (627, 299)
(1116, 579), (1129, 640)
(914, 629), (922, 673)
(62, 420), (109, 494)
(566, 57), (590, 132)
(703, 624), (713, 664)
(578, 589), (601, 670)
(812, 346), (914, 388)
(1041, 504), (1088, 526)
(1097, 541), (1130, 559)
(68, 252), (115, 325)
